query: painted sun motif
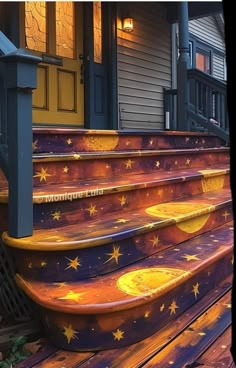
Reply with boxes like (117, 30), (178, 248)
(201, 174), (225, 193)
(83, 132), (119, 151)
(145, 203), (211, 233)
(117, 268), (190, 297)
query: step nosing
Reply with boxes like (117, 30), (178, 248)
(32, 147), (229, 161)
(3, 196), (232, 251)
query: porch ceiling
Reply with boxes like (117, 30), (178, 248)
(165, 1), (223, 23)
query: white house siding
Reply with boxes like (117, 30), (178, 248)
(189, 16), (225, 80)
(117, 3), (171, 130)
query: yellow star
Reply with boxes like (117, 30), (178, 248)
(185, 137), (190, 142)
(63, 324), (79, 344)
(119, 195), (127, 206)
(145, 223), (155, 229)
(231, 256), (234, 265)
(51, 211), (61, 221)
(150, 236), (159, 247)
(34, 167), (52, 182)
(169, 300), (179, 315)
(104, 245), (123, 264)
(192, 282), (200, 299)
(73, 153), (80, 159)
(224, 303), (231, 309)
(63, 166), (69, 173)
(155, 161), (160, 168)
(86, 204), (98, 216)
(174, 160), (178, 166)
(58, 290), (86, 302)
(28, 262), (32, 269)
(116, 218), (128, 223)
(149, 139), (153, 145)
(41, 261), (47, 267)
(160, 304), (165, 312)
(125, 140), (130, 146)
(65, 256), (81, 271)
(124, 159), (134, 169)
(185, 159), (191, 166)
(53, 282), (67, 288)
(222, 211), (230, 220)
(112, 328), (124, 341)
(202, 139), (206, 144)
(198, 332), (206, 336)
(144, 311), (151, 318)
(32, 139), (38, 151)
(182, 254), (200, 262)
(66, 138), (72, 145)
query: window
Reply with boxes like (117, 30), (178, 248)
(196, 49), (210, 74)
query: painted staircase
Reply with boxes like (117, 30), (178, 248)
(0, 129), (233, 353)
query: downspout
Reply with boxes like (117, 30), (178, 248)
(177, 1), (190, 131)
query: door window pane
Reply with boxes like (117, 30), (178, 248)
(56, 2), (75, 59)
(25, 1), (46, 52)
(93, 2), (102, 63)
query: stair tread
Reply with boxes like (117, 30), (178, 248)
(0, 164), (229, 203)
(33, 146), (229, 162)
(3, 188), (232, 250)
(15, 221), (233, 314)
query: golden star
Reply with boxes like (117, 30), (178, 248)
(51, 211), (61, 221)
(63, 166), (69, 173)
(169, 300), (179, 315)
(144, 311), (151, 318)
(58, 290), (86, 302)
(151, 236), (159, 247)
(202, 139), (206, 144)
(32, 139), (38, 151)
(63, 324), (79, 344)
(53, 282), (67, 288)
(116, 218), (128, 223)
(28, 262), (32, 269)
(149, 139), (153, 145)
(185, 137), (190, 142)
(124, 159), (134, 169)
(112, 328), (124, 341)
(66, 138), (72, 145)
(145, 223), (155, 229)
(34, 167), (52, 182)
(104, 245), (123, 264)
(174, 160), (178, 166)
(182, 254), (200, 262)
(192, 282), (200, 299)
(65, 256), (81, 271)
(198, 332), (206, 336)
(185, 159), (191, 166)
(155, 161), (160, 168)
(222, 211), (230, 220)
(224, 303), (232, 309)
(119, 195), (127, 206)
(86, 204), (98, 216)
(41, 261), (47, 267)
(125, 140), (130, 146)
(231, 256), (234, 265)
(160, 304), (165, 312)
(73, 153), (80, 159)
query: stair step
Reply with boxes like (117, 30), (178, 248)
(142, 291), (232, 368)
(32, 147), (229, 185)
(15, 274), (232, 368)
(14, 221), (233, 350)
(32, 128), (226, 154)
(3, 190), (233, 281)
(0, 165), (230, 232)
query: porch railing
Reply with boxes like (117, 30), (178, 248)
(0, 31), (41, 238)
(164, 68), (230, 143)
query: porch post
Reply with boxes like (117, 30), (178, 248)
(1, 49), (41, 237)
(177, 1), (190, 131)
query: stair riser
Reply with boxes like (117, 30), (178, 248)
(38, 251), (233, 351)
(33, 130), (225, 154)
(11, 204), (232, 282)
(32, 173), (230, 230)
(33, 151), (229, 186)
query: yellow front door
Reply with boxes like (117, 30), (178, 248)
(23, 2), (84, 125)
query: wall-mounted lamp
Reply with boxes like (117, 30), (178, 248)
(122, 17), (134, 33)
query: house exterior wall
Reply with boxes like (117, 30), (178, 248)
(189, 15), (225, 80)
(117, 3), (171, 130)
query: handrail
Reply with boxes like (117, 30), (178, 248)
(0, 31), (41, 238)
(164, 68), (229, 143)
